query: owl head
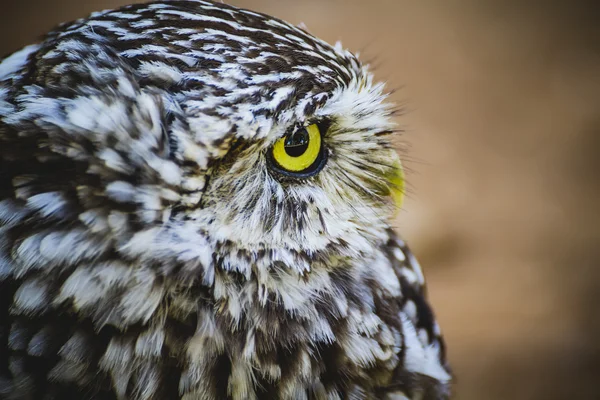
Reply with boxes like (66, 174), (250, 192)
(0, 0), (404, 324)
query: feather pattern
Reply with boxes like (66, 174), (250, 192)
(0, 1), (450, 399)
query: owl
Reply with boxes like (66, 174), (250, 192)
(0, 1), (451, 399)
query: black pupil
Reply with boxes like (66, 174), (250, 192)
(284, 128), (309, 157)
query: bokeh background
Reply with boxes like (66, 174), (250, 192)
(2, 1), (599, 399)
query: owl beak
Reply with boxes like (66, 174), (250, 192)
(387, 156), (405, 215)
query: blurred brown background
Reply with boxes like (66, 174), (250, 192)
(2, 1), (600, 399)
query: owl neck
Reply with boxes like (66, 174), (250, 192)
(204, 228), (396, 332)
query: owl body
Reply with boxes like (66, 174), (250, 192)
(0, 1), (450, 399)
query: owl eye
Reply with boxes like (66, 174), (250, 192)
(269, 123), (326, 177)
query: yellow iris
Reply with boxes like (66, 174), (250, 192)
(272, 123), (321, 172)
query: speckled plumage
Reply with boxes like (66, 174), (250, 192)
(0, 1), (450, 399)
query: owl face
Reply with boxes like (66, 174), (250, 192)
(199, 76), (402, 253)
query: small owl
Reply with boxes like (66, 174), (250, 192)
(0, 1), (451, 399)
